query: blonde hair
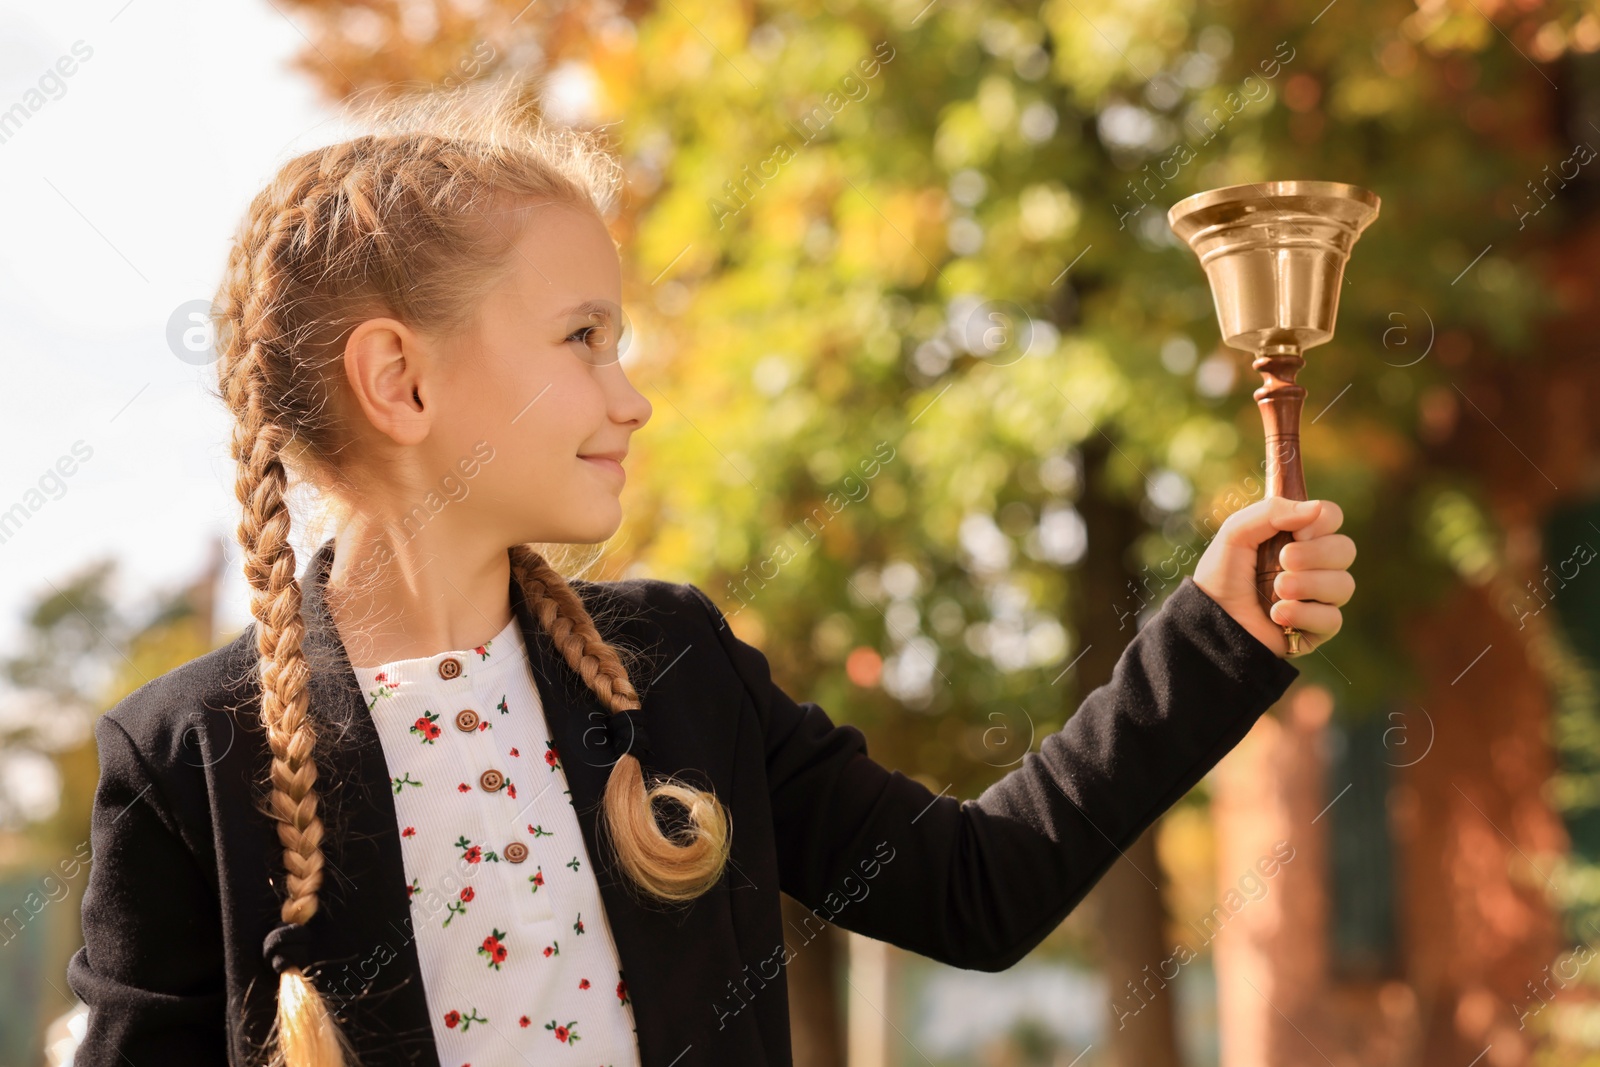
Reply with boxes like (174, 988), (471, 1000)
(209, 73), (731, 1067)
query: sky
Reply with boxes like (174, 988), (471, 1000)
(0, 0), (353, 661)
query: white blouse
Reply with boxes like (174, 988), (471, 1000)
(348, 613), (642, 1067)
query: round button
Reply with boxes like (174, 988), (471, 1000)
(503, 842), (528, 863)
(454, 709), (480, 732)
(438, 657), (462, 680)
(478, 768), (505, 793)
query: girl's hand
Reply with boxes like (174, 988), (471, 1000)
(1193, 496), (1356, 658)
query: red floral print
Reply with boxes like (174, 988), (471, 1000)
(454, 836), (499, 864)
(364, 671), (399, 710)
(442, 1007), (487, 1031)
(544, 1019), (580, 1044)
(478, 928), (508, 970)
(444, 884), (475, 928)
(410, 710), (442, 744)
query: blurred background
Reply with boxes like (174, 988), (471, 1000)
(4, 0), (1600, 1064)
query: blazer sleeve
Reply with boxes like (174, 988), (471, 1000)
(66, 711), (230, 1065)
(684, 574), (1301, 973)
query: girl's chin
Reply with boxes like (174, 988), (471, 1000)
(512, 503), (622, 548)
(571, 501), (625, 542)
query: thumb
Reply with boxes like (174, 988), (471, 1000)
(1220, 497), (1322, 549)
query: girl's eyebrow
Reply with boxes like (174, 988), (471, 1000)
(554, 299), (616, 325)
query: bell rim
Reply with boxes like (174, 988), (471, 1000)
(1166, 180), (1381, 239)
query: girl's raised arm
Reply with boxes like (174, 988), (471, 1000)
(66, 713), (230, 1064)
(685, 571), (1299, 972)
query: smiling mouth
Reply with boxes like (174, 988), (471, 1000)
(581, 455), (626, 481)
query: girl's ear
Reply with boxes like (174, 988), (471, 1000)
(343, 317), (433, 446)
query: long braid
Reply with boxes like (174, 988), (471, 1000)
(510, 546), (731, 902)
(233, 404), (355, 1067)
(216, 157), (363, 1067)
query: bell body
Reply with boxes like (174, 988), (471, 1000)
(1168, 180), (1379, 352)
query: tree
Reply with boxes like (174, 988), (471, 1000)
(271, 0), (1600, 1062)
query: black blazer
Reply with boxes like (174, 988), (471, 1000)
(66, 538), (1299, 1066)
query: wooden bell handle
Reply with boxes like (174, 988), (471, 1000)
(1253, 345), (1308, 656)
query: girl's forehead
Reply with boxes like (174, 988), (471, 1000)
(504, 198), (616, 255)
(496, 208), (621, 309)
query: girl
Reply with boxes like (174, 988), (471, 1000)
(66, 77), (1354, 1067)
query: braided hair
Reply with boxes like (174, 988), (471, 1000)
(209, 75), (730, 1067)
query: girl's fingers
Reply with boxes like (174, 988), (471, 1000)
(1280, 533), (1357, 572)
(1270, 597), (1342, 639)
(1274, 568), (1355, 608)
(1291, 499), (1344, 541)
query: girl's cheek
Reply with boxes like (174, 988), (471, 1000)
(566, 366), (611, 415)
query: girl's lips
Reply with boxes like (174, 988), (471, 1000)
(581, 455), (625, 482)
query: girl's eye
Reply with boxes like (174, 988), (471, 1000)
(567, 325), (611, 348)
(563, 315), (626, 366)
